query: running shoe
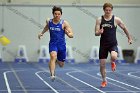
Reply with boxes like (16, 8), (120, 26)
(50, 75), (55, 82)
(111, 62), (116, 72)
(101, 81), (107, 88)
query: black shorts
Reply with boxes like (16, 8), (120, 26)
(99, 45), (118, 59)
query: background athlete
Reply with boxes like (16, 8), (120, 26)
(38, 6), (73, 81)
(95, 3), (132, 87)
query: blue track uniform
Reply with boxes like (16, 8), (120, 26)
(48, 19), (66, 62)
(99, 15), (118, 59)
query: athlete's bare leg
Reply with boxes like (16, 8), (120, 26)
(111, 51), (117, 62)
(56, 60), (64, 67)
(100, 59), (108, 87)
(110, 51), (117, 71)
(100, 59), (106, 81)
(49, 51), (57, 76)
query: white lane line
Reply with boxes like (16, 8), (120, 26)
(9, 64), (28, 93)
(56, 76), (84, 93)
(128, 71), (140, 79)
(66, 71), (106, 93)
(3, 70), (25, 93)
(105, 91), (140, 93)
(11, 69), (27, 93)
(72, 69), (133, 92)
(35, 71), (59, 93)
(34, 64), (84, 93)
(0, 69), (10, 71)
(3, 71), (12, 93)
(1, 90), (140, 92)
(77, 71), (131, 92)
(97, 72), (140, 90)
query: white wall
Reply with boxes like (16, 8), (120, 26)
(0, 4), (140, 62)
(2, 0), (140, 4)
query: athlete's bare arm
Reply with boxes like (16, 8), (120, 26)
(115, 17), (132, 44)
(63, 20), (73, 38)
(95, 17), (104, 36)
(38, 19), (49, 39)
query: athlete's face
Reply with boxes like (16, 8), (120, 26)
(104, 7), (112, 16)
(53, 11), (62, 21)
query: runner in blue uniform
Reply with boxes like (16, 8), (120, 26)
(95, 3), (132, 87)
(38, 6), (73, 81)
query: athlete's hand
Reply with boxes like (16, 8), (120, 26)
(65, 30), (73, 38)
(128, 39), (132, 44)
(38, 33), (43, 39)
(99, 27), (104, 34)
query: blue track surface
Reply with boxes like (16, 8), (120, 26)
(0, 62), (140, 93)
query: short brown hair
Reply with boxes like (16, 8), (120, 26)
(103, 3), (113, 10)
(52, 6), (62, 14)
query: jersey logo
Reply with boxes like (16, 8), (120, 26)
(102, 24), (113, 28)
(50, 27), (61, 31)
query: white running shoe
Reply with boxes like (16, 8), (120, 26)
(50, 75), (55, 82)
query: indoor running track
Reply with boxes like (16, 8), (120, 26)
(0, 62), (140, 93)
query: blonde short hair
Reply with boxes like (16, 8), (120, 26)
(103, 3), (113, 10)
